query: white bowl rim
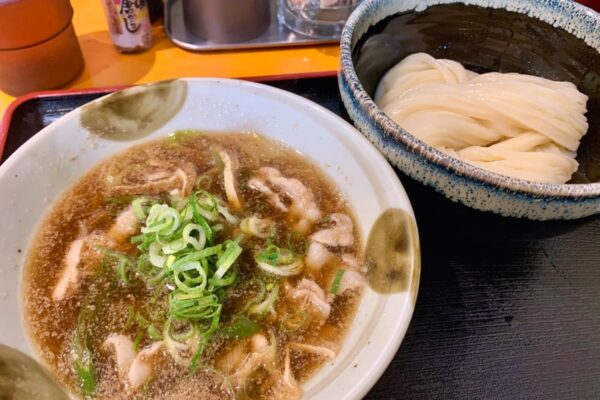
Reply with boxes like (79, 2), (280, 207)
(0, 77), (420, 400)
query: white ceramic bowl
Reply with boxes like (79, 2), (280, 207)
(0, 79), (420, 399)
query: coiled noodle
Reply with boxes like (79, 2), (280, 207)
(375, 53), (589, 183)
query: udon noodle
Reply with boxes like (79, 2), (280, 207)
(375, 53), (589, 183)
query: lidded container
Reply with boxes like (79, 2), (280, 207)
(0, 0), (84, 96)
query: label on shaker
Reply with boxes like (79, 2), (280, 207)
(101, 0), (152, 51)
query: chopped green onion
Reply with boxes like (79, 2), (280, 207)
(255, 258), (303, 276)
(173, 261), (207, 293)
(124, 305), (136, 330)
(169, 320), (197, 342)
(147, 325), (163, 341)
(281, 310), (310, 332)
(168, 129), (203, 144)
(72, 313), (96, 396)
(116, 259), (129, 283)
(72, 307), (96, 397)
(163, 318), (195, 366)
(208, 269), (238, 287)
(132, 197), (149, 220)
(98, 248), (134, 284)
(169, 245), (222, 272)
(182, 223), (206, 250)
(131, 234), (145, 244)
(256, 244), (280, 265)
(116, 189), (247, 369)
(166, 255), (176, 268)
(189, 193), (215, 244)
(73, 357), (95, 397)
(212, 223), (224, 233)
(190, 312), (220, 371)
(248, 284), (279, 316)
(132, 327), (144, 351)
(196, 191), (219, 221)
(221, 316), (261, 339)
(330, 269), (346, 295)
(217, 203), (238, 224)
(162, 318), (200, 366)
(239, 216), (273, 238)
(99, 247), (134, 263)
(256, 244), (295, 266)
(161, 238), (186, 255)
(214, 241), (242, 280)
(142, 204), (181, 236)
(149, 242), (167, 268)
(169, 290), (221, 321)
(131, 232), (155, 251)
(237, 279), (266, 313)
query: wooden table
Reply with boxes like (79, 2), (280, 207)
(0, 0), (339, 118)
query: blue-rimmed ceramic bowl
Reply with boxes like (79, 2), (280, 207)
(339, 0), (600, 220)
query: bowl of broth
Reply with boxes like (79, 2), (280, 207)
(0, 79), (419, 399)
(339, 0), (600, 220)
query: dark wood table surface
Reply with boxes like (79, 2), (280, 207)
(3, 77), (600, 399)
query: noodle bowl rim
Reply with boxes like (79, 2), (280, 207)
(340, 0), (600, 199)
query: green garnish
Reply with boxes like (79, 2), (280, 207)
(71, 261), (118, 397)
(256, 244), (295, 266)
(99, 248), (135, 284)
(281, 310), (311, 333)
(131, 197), (150, 220)
(247, 284), (279, 317)
(132, 327), (145, 351)
(168, 129), (203, 144)
(125, 190), (245, 368)
(330, 269), (346, 295)
(222, 316), (261, 339)
(256, 245), (279, 265)
(73, 357), (95, 397)
(189, 191), (216, 244)
(255, 244), (303, 276)
(147, 325), (163, 341)
(73, 308), (95, 397)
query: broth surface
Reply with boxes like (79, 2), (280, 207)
(24, 132), (363, 399)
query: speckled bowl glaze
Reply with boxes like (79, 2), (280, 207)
(339, 0), (600, 220)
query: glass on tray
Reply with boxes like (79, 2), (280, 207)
(278, 0), (361, 38)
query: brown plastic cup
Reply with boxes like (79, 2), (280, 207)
(182, 0), (271, 43)
(0, 0), (84, 96)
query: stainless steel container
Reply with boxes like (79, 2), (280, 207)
(182, 0), (271, 43)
